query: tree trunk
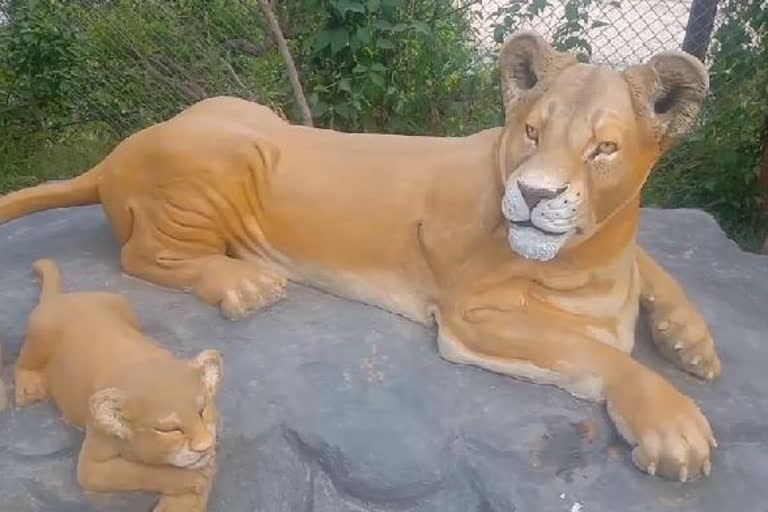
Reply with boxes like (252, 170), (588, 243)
(258, 0), (314, 127)
(682, 0), (719, 61)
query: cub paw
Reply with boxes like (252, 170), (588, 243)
(608, 370), (717, 482)
(646, 298), (721, 381)
(153, 493), (207, 512)
(14, 369), (47, 406)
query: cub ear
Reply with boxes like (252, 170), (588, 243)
(623, 51), (709, 151)
(89, 388), (130, 439)
(191, 349), (223, 396)
(499, 30), (578, 117)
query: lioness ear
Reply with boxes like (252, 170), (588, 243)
(191, 349), (223, 396)
(623, 51), (709, 151)
(499, 30), (578, 117)
(89, 388), (130, 439)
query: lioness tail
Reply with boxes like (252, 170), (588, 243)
(33, 259), (63, 301)
(0, 164), (103, 224)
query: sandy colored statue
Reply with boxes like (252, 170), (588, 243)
(0, 31), (720, 481)
(14, 259), (222, 512)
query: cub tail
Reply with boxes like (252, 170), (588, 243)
(33, 259), (63, 302)
(0, 164), (103, 224)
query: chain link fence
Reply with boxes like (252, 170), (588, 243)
(1, 0), (766, 249)
(469, 0), (713, 67)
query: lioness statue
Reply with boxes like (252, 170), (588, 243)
(14, 259), (221, 512)
(0, 31), (720, 481)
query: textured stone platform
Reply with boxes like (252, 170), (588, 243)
(0, 206), (766, 512)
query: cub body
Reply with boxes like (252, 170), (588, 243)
(15, 259), (222, 511)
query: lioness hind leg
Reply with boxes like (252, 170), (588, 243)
(122, 240), (286, 321)
(191, 255), (287, 320)
(635, 248), (721, 381)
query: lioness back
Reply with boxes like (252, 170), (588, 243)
(95, 97), (504, 320)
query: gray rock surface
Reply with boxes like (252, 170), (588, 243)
(0, 205), (766, 512)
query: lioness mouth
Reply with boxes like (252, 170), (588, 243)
(509, 219), (568, 236)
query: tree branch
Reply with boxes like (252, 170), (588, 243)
(258, 0), (313, 126)
(221, 57), (258, 101)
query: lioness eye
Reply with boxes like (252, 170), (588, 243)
(597, 141), (618, 155)
(525, 124), (538, 143)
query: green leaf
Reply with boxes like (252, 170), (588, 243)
(352, 63), (368, 73)
(527, 0), (549, 16)
(329, 29), (349, 53)
(376, 38), (395, 49)
(333, 0), (366, 14)
(564, 2), (579, 21)
(392, 23), (409, 32)
(349, 34), (362, 51)
(411, 20), (431, 35)
(375, 19), (394, 31)
(493, 25), (506, 44)
(369, 72), (385, 87)
(312, 30), (331, 51)
(338, 78), (352, 92)
(366, 0), (380, 11)
(369, 62), (388, 72)
(335, 102), (355, 119)
(357, 26), (372, 44)
(591, 20), (609, 29)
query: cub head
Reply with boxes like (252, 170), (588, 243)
(498, 31), (709, 261)
(88, 349), (223, 469)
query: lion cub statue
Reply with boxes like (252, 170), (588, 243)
(14, 259), (222, 512)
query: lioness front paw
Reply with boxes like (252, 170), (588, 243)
(607, 369), (717, 482)
(646, 297), (721, 381)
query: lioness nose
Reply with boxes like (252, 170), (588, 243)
(517, 181), (567, 210)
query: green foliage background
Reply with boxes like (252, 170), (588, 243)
(0, 0), (766, 250)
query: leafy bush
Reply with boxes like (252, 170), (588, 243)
(644, 0), (768, 251)
(279, 0), (501, 135)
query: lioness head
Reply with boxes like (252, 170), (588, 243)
(88, 349), (223, 469)
(498, 31), (709, 261)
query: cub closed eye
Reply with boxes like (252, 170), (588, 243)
(525, 124), (538, 143)
(595, 141), (618, 156)
(155, 427), (184, 434)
